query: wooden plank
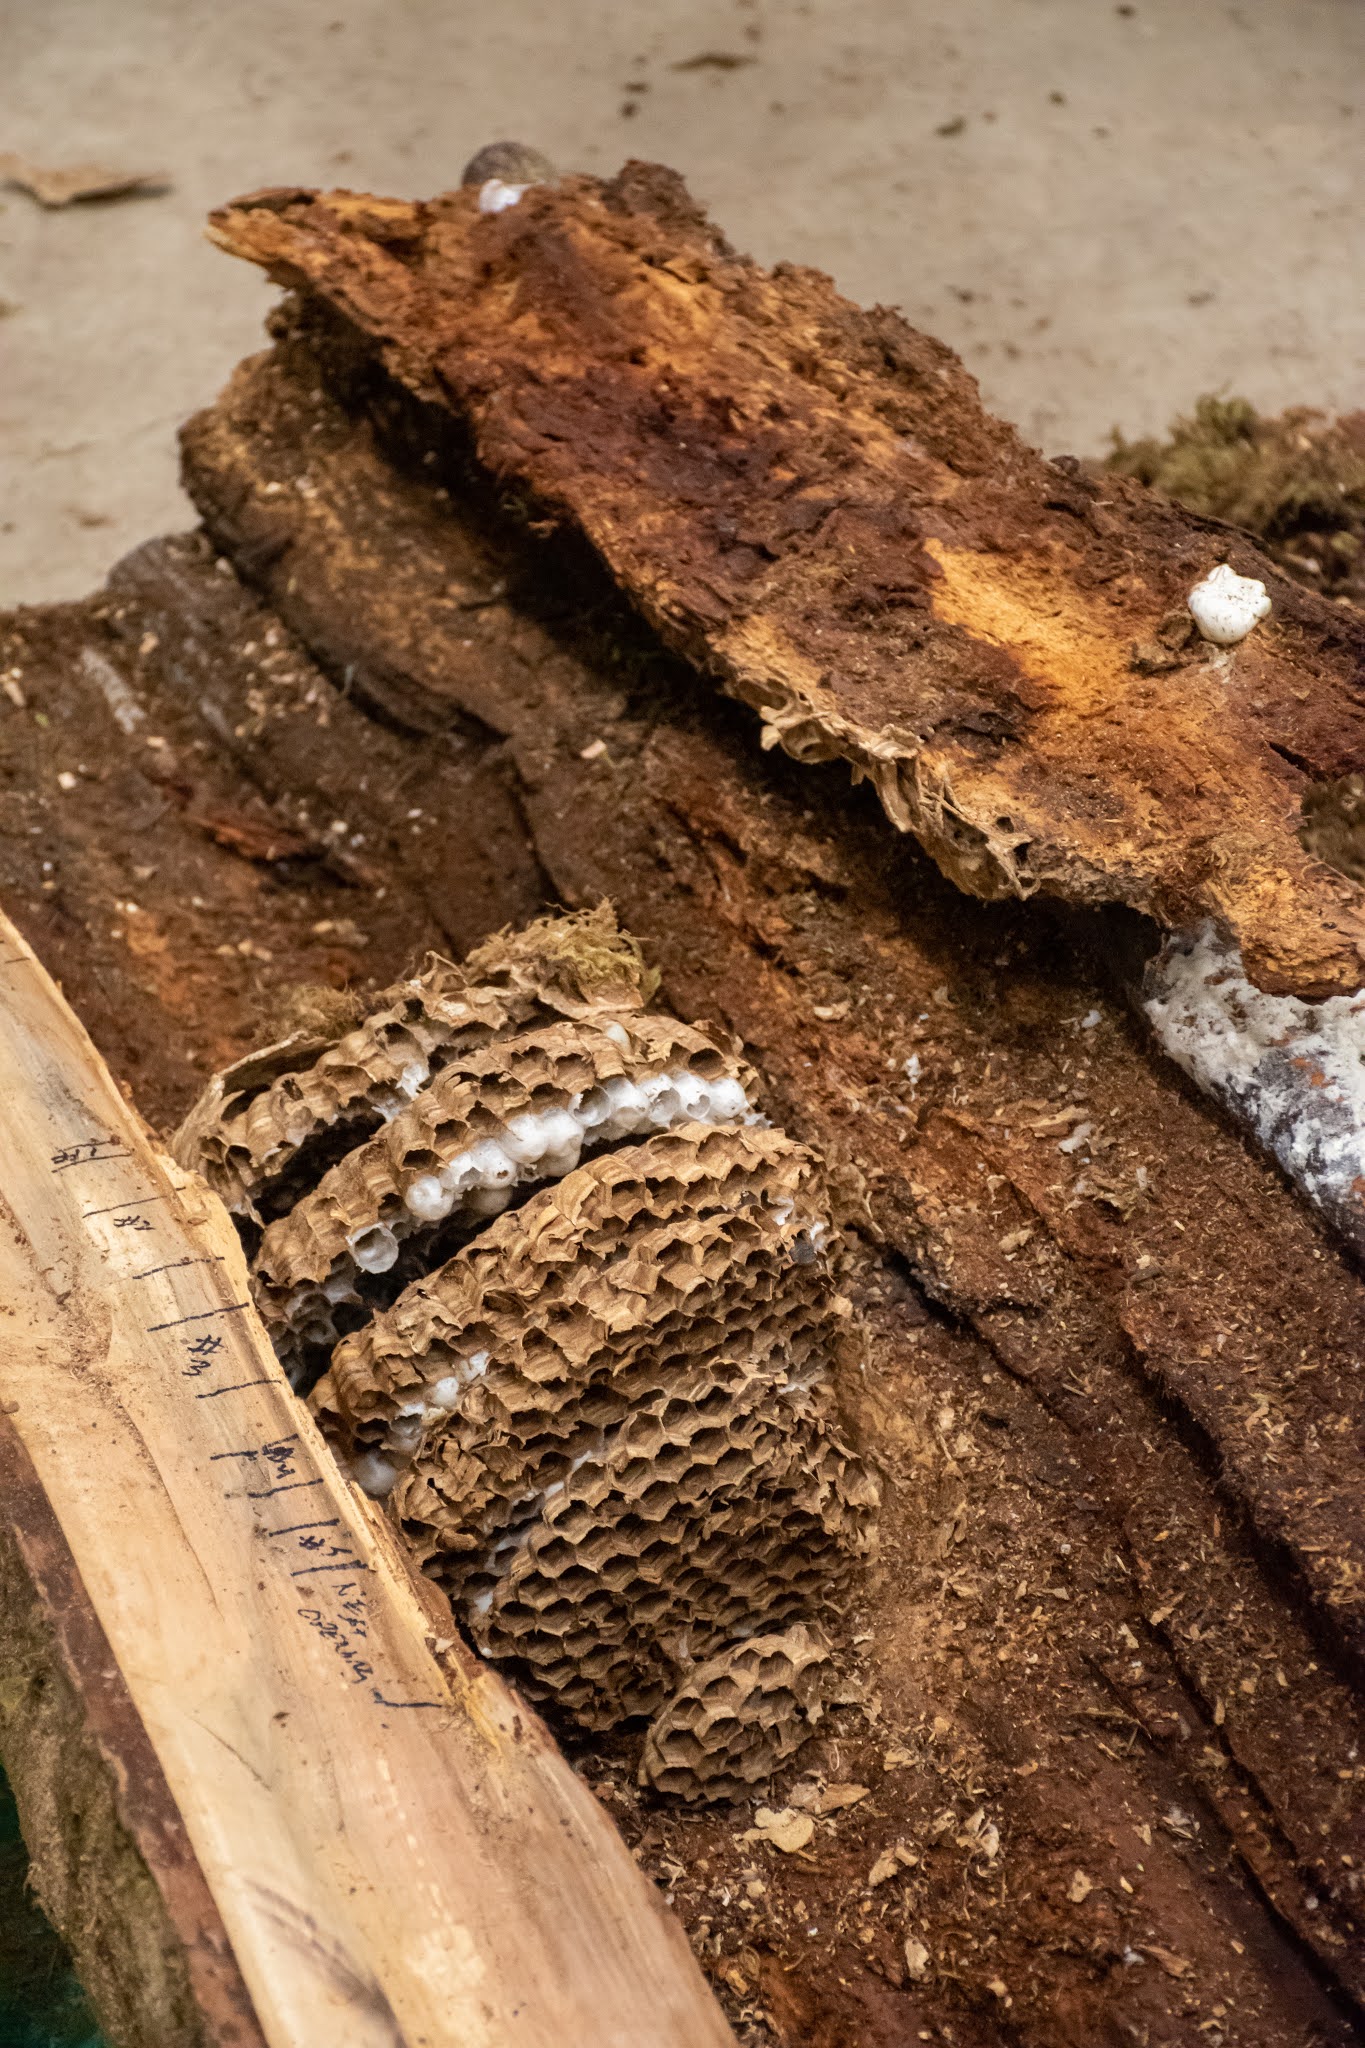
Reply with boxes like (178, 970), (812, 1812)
(0, 914), (732, 2048)
(205, 167), (1365, 999)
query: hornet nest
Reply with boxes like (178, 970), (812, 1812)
(175, 906), (878, 1800)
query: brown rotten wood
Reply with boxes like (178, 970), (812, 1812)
(0, 221), (1360, 2041)
(154, 326), (1365, 2039)
(0, 909), (732, 2048)
(205, 165), (1365, 999)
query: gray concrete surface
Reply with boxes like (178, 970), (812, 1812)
(2, 0), (1363, 606)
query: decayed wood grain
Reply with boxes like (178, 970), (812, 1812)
(204, 167), (1365, 999)
(166, 329), (1365, 2031)
(0, 910), (732, 2048)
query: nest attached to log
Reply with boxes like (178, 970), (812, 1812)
(175, 906), (878, 1799)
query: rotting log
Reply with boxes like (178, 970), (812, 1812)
(172, 323), (1365, 2039)
(1, 169), (1364, 2044)
(205, 166), (1365, 999)
(0, 908), (733, 2048)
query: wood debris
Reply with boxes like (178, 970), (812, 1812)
(0, 152), (167, 207)
(207, 165), (1365, 997)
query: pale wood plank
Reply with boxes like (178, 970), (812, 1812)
(0, 910), (731, 2048)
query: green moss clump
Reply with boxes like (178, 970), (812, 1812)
(1106, 396), (1365, 603)
(0, 1770), (106, 2048)
(464, 902), (661, 1011)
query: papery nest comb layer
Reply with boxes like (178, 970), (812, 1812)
(176, 907), (877, 1800)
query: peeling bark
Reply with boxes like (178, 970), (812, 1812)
(206, 167), (1365, 999)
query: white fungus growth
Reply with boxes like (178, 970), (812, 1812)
(1144, 922), (1365, 1253)
(478, 178), (528, 214)
(1186, 563), (1273, 646)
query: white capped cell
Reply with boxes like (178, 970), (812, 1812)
(575, 1084), (613, 1129)
(537, 1108), (582, 1156)
(438, 1151), (482, 1195)
(708, 1075), (749, 1121)
(405, 1173), (452, 1222)
(465, 1138), (517, 1187)
(671, 1071), (712, 1118)
(352, 1451), (401, 1497)
(501, 1110), (554, 1164)
(1187, 563), (1272, 646)
(597, 1075), (647, 1136)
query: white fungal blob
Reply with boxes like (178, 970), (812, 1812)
(1187, 563), (1272, 646)
(1144, 922), (1365, 1253)
(478, 177), (527, 214)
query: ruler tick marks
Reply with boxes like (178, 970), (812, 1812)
(83, 1194), (167, 1219)
(131, 1254), (225, 1282)
(147, 1301), (250, 1333)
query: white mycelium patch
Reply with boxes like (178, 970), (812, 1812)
(1144, 923), (1365, 1253)
(1187, 564), (1273, 646)
(478, 178), (527, 214)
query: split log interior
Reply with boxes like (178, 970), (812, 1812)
(1, 165), (1363, 2047)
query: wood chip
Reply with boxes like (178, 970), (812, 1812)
(903, 1936), (931, 1981)
(1068, 1869), (1094, 1903)
(0, 153), (168, 208)
(790, 1779), (872, 1815)
(868, 1842), (917, 1886)
(743, 1807), (816, 1854)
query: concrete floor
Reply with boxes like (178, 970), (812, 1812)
(2, 0), (1362, 606)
